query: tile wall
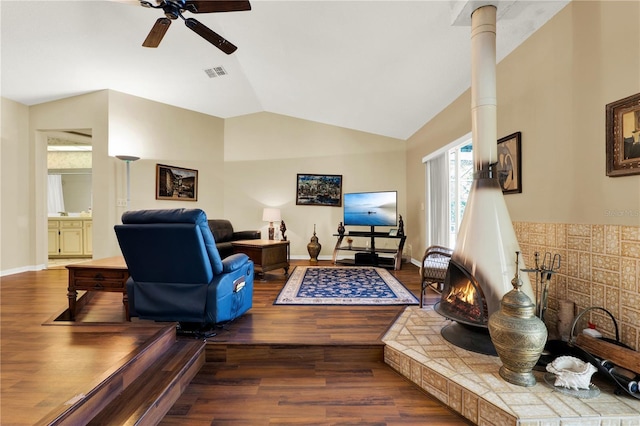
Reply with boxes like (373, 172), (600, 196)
(513, 222), (640, 351)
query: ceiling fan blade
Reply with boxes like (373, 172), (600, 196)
(185, 1), (251, 13)
(109, 0), (142, 5)
(142, 17), (171, 47)
(184, 17), (237, 54)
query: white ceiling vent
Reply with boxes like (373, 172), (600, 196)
(204, 66), (228, 78)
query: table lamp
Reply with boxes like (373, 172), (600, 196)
(262, 208), (281, 240)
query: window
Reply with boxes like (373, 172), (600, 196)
(448, 143), (473, 246)
(423, 135), (473, 248)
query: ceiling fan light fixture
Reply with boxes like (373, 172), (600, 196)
(162, 1), (183, 20)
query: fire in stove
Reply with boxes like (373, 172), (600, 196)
(435, 259), (489, 327)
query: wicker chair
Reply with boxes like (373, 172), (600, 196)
(419, 245), (453, 307)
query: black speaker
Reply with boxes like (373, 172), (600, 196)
(355, 252), (378, 265)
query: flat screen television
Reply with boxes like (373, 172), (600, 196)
(343, 191), (397, 227)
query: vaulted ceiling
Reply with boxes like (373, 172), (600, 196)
(1, 0), (569, 140)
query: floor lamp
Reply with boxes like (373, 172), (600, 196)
(116, 155), (140, 209)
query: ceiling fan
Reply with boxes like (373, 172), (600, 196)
(139, 0), (251, 54)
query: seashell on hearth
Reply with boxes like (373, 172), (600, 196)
(546, 356), (597, 390)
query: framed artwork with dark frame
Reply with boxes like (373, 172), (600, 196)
(156, 163), (198, 201)
(296, 174), (343, 206)
(606, 93), (640, 177)
(496, 132), (522, 194)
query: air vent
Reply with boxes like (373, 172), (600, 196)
(204, 66), (228, 78)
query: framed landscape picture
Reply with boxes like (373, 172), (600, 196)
(296, 174), (342, 206)
(156, 164), (198, 201)
(606, 93), (640, 177)
(496, 132), (522, 194)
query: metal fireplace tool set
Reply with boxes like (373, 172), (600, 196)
(522, 251), (561, 322)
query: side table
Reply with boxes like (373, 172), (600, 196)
(66, 256), (130, 320)
(232, 239), (290, 278)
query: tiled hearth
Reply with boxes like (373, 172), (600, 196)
(383, 307), (640, 426)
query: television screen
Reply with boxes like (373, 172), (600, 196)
(343, 191), (397, 227)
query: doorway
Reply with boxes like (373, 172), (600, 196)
(46, 130), (93, 267)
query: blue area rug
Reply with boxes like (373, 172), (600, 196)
(274, 266), (419, 305)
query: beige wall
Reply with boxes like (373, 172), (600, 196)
(224, 112), (406, 258)
(29, 91), (110, 268)
(1, 98), (31, 273)
(1, 90), (225, 273)
(406, 92), (472, 260)
(107, 90), (225, 217)
(1, 98), (403, 272)
(407, 1), (640, 260)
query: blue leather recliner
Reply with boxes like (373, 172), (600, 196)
(114, 208), (254, 328)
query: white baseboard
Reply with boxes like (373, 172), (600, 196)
(1, 263), (47, 277)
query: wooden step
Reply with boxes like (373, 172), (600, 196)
(163, 341), (472, 425)
(206, 342), (385, 365)
(40, 324), (178, 425)
(88, 338), (205, 425)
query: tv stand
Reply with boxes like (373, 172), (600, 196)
(332, 229), (406, 270)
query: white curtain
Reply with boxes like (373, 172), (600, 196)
(48, 174), (65, 215)
(426, 152), (449, 247)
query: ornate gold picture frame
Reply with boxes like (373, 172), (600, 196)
(606, 93), (640, 177)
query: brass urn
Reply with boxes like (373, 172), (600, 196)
(488, 252), (547, 387)
(307, 224), (321, 263)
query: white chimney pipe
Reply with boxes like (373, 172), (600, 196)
(471, 6), (498, 170)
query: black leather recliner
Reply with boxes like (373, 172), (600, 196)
(207, 219), (261, 258)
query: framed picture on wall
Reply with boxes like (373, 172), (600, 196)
(296, 174), (342, 206)
(496, 132), (522, 194)
(606, 92), (640, 177)
(156, 164), (198, 201)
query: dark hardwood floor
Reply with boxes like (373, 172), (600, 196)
(0, 267), (168, 425)
(1, 259), (470, 425)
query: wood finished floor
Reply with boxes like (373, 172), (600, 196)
(1, 259), (470, 425)
(0, 267), (168, 425)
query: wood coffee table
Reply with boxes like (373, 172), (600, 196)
(232, 239), (290, 278)
(66, 256), (130, 320)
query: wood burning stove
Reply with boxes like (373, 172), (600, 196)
(432, 5), (535, 356)
(435, 259), (488, 327)
(434, 258), (497, 356)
